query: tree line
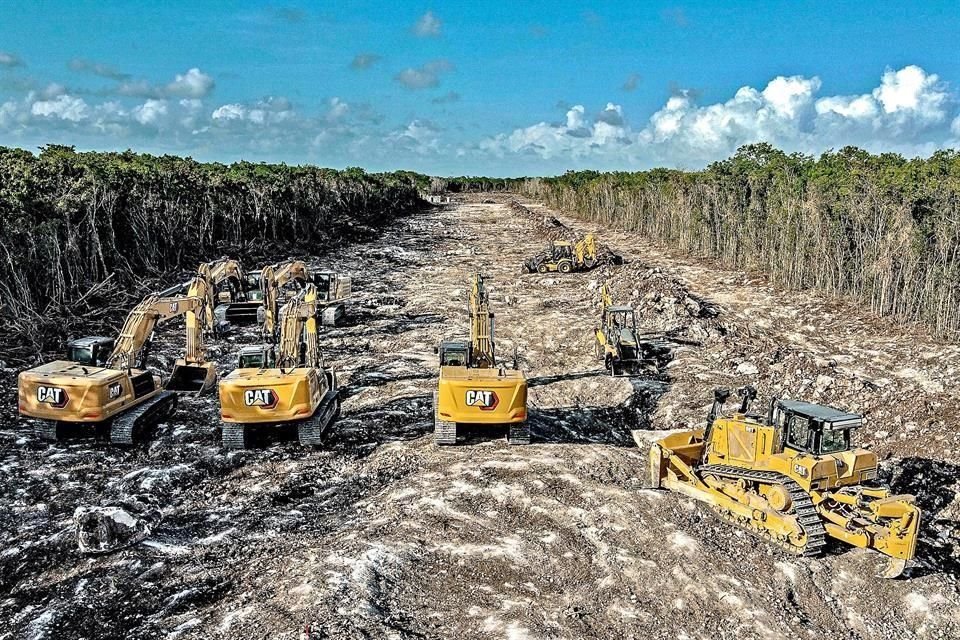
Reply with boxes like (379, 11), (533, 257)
(0, 146), (426, 356)
(518, 143), (960, 337)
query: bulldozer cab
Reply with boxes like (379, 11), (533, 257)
(439, 340), (470, 367)
(66, 336), (115, 367)
(773, 399), (861, 456)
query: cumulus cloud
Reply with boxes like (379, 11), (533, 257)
(395, 59), (454, 90)
(0, 51), (23, 67)
(119, 68), (215, 99)
(412, 10), (441, 37)
(211, 96), (293, 125)
(350, 53), (381, 70)
(31, 94), (89, 122)
(132, 99), (168, 126)
(68, 58), (130, 81)
(480, 64), (957, 170)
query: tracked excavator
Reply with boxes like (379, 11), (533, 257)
(200, 257), (257, 322)
(595, 284), (671, 376)
(218, 283), (340, 449)
(648, 387), (921, 578)
(17, 276), (219, 444)
(434, 273), (528, 445)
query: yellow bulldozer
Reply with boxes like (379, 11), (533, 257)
(524, 233), (603, 274)
(17, 275), (219, 444)
(648, 387), (921, 577)
(434, 273), (528, 445)
(218, 283), (340, 448)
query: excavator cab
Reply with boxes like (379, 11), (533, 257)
(438, 340), (471, 367)
(237, 345), (278, 370)
(66, 337), (115, 367)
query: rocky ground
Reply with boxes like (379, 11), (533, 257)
(0, 195), (957, 639)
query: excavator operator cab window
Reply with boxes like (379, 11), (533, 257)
(314, 273), (332, 301)
(67, 338), (113, 367)
(440, 344), (469, 367)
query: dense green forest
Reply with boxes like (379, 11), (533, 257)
(520, 144), (960, 337)
(0, 146), (426, 355)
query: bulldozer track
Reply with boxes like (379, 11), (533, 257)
(699, 464), (828, 558)
(110, 391), (179, 445)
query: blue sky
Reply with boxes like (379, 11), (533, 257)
(1, 1), (959, 175)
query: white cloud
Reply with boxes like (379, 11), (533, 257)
(119, 68), (215, 99)
(480, 64), (958, 170)
(165, 68), (215, 98)
(413, 11), (441, 37)
(31, 95), (89, 122)
(395, 59), (454, 90)
(350, 53), (381, 70)
(212, 103), (246, 121)
(0, 51), (23, 67)
(132, 99), (168, 125)
(326, 97), (349, 121)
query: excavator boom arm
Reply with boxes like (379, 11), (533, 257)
(469, 273), (496, 368)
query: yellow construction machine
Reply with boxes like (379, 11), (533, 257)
(218, 283), (340, 448)
(524, 233), (601, 274)
(648, 387), (921, 577)
(17, 275), (219, 444)
(200, 257), (258, 323)
(434, 273), (528, 445)
(595, 284), (670, 376)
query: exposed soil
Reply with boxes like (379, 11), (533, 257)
(0, 195), (957, 639)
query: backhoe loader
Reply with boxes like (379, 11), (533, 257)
(524, 233), (602, 274)
(648, 387), (921, 578)
(595, 284), (670, 376)
(17, 276), (219, 444)
(434, 273), (528, 445)
(218, 283), (340, 448)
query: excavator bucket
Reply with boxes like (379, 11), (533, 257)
(166, 360), (217, 394)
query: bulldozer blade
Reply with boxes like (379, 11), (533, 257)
(879, 557), (907, 579)
(166, 363), (217, 394)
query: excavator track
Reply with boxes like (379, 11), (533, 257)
(507, 421), (531, 445)
(110, 391), (179, 445)
(36, 420), (63, 442)
(222, 423), (250, 449)
(434, 420), (457, 446)
(297, 391), (340, 446)
(699, 464), (828, 557)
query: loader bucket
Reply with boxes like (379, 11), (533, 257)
(167, 361), (217, 394)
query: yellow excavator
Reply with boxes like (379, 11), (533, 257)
(201, 257), (257, 322)
(524, 233), (600, 274)
(434, 273), (528, 445)
(648, 387), (921, 577)
(218, 283), (340, 449)
(17, 275), (218, 444)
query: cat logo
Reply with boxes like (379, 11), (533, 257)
(168, 302), (179, 313)
(37, 386), (69, 409)
(244, 389), (278, 409)
(793, 463), (808, 478)
(108, 383), (123, 400)
(465, 389), (499, 411)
